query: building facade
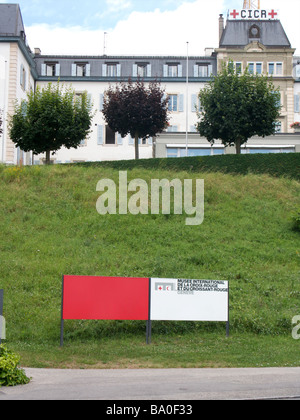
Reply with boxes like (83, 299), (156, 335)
(0, 3), (299, 164)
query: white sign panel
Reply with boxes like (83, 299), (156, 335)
(150, 278), (229, 322)
(229, 9), (279, 20)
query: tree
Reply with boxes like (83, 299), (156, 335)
(9, 82), (93, 164)
(196, 62), (281, 154)
(102, 78), (169, 159)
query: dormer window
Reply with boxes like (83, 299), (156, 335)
(249, 24), (260, 40)
(72, 63), (91, 77)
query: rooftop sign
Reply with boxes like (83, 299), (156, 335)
(229, 9), (279, 20)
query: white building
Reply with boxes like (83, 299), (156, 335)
(0, 4), (299, 165)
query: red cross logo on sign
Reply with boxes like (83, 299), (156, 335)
(268, 10), (277, 19)
(230, 9), (239, 19)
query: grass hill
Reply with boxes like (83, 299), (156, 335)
(0, 154), (300, 368)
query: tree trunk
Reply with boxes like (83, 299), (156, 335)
(134, 134), (139, 160)
(45, 150), (51, 165)
(236, 139), (241, 155)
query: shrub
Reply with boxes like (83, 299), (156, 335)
(292, 208), (300, 232)
(0, 345), (30, 387)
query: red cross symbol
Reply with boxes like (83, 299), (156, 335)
(268, 10), (278, 19)
(230, 10), (239, 19)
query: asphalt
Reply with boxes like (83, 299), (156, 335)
(0, 367), (300, 400)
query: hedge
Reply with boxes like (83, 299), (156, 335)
(75, 153), (300, 181)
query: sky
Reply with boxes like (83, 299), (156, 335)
(2, 0), (299, 56)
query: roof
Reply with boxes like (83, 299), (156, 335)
(220, 19), (291, 48)
(0, 3), (25, 37)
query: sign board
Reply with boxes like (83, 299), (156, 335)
(62, 276), (149, 320)
(150, 278), (229, 322)
(229, 9), (279, 20)
(60, 276), (229, 346)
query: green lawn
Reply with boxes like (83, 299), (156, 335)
(0, 158), (299, 368)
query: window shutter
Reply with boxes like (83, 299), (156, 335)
(117, 64), (121, 77)
(72, 64), (77, 76)
(99, 93), (104, 111)
(41, 64), (46, 76)
(191, 94), (197, 112)
(147, 64), (151, 77)
(208, 64), (213, 76)
(179, 94), (184, 112)
(102, 64), (107, 77)
(294, 95), (300, 113)
(163, 65), (168, 78)
(178, 65), (183, 77)
(194, 65), (198, 77)
(133, 64), (138, 77)
(117, 133), (123, 145)
(20, 64), (24, 85)
(55, 64), (60, 77)
(97, 125), (104, 145)
(86, 64), (91, 77)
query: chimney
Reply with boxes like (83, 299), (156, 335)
(34, 48), (41, 55)
(219, 14), (224, 43)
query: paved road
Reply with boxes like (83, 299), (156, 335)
(0, 367), (300, 400)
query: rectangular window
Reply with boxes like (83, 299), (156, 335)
(276, 63), (283, 76)
(268, 63), (275, 75)
(168, 95), (178, 112)
(107, 64), (117, 77)
(105, 125), (116, 145)
(248, 63), (255, 74)
(248, 62), (263, 74)
(137, 64), (147, 77)
(256, 62), (262, 74)
(72, 63), (90, 77)
(235, 62), (242, 74)
(268, 62), (283, 76)
(164, 64), (182, 78)
(46, 63), (56, 76)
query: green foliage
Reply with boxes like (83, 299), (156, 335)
(103, 78), (169, 159)
(0, 345), (30, 387)
(83, 153), (300, 181)
(291, 208), (300, 232)
(197, 61), (281, 154)
(9, 82), (93, 164)
(0, 160), (299, 368)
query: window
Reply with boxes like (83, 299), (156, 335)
(235, 62), (242, 74)
(107, 64), (117, 77)
(164, 64), (182, 78)
(72, 63), (90, 77)
(105, 125), (116, 145)
(248, 62), (262, 75)
(167, 94), (184, 112)
(41, 63), (60, 77)
(168, 95), (178, 112)
(167, 147), (225, 158)
(194, 64), (213, 77)
(228, 62), (242, 74)
(268, 62), (283, 76)
(20, 64), (26, 90)
(46, 63), (55, 76)
(103, 63), (121, 77)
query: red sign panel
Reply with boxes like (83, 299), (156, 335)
(62, 276), (149, 321)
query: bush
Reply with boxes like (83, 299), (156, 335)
(0, 345), (30, 387)
(76, 153), (300, 181)
(292, 208), (300, 232)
